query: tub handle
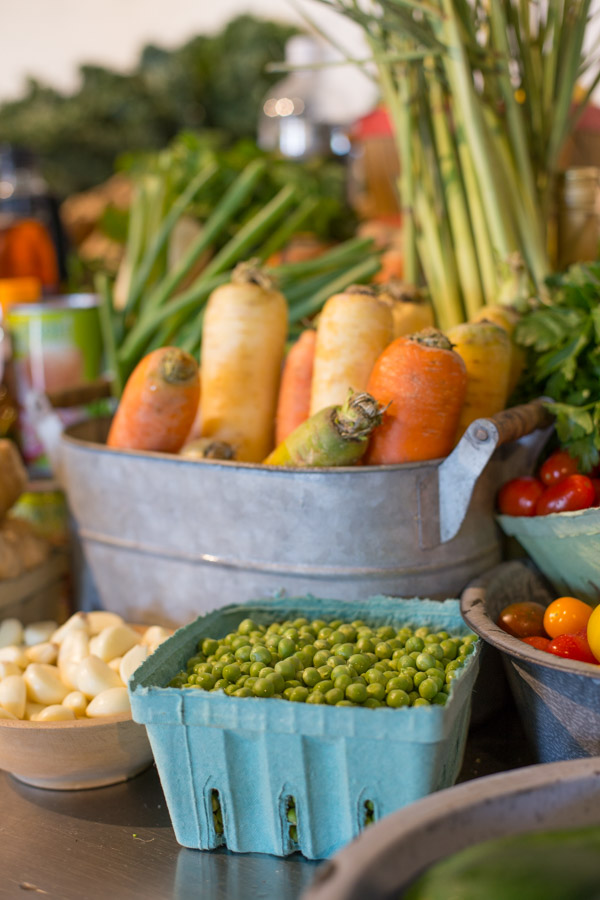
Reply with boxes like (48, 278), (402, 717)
(419, 398), (554, 548)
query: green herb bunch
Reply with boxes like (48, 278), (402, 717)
(514, 262), (600, 471)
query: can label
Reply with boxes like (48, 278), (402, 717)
(7, 296), (103, 475)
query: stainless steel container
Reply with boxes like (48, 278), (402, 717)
(33, 397), (551, 628)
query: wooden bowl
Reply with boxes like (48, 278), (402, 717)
(0, 712), (153, 790)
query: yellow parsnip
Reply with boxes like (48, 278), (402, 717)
(471, 304), (525, 396)
(447, 320), (512, 440)
(377, 281), (435, 338)
(200, 262), (287, 462)
(309, 285), (393, 416)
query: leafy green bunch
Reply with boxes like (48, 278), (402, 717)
(514, 262), (600, 471)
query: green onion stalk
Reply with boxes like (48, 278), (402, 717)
(311, 0), (600, 326)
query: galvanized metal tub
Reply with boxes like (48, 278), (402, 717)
(44, 399), (551, 627)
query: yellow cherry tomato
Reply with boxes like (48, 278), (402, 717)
(587, 605), (600, 663)
(543, 596), (593, 639)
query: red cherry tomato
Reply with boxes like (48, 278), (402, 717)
(497, 476), (545, 517)
(521, 635), (552, 652)
(534, 474), (595, 516)
(546, 630), (599, 665)
(591, 478), (600, 507)
(539, 450), (580, 486)
(496, 601), (547, 639)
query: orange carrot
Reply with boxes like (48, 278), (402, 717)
(107, 347), (200, 453)
(364, 328), (468, 464)
(275, 329), (316, 445)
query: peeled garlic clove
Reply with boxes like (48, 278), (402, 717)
(75, 656), (122, 699)
(141, 626), (172, 648)
(93, 625), (140, 663)
(0, 618), (24, 649)
(32, 705), (76, 722)
(24, 620), (58, 646)
(86, 687), (131, 717)
(86, 611), (124, 635)
(0, 660), (21, 680)
(50, 613), (88, 645)
(26, 642), (58, 665)
(24, 663), (70, 705)
(58, 659), (80, 691)
(24, 702), (46, 720)
(58, 629), (89, 667)
(119, 643), (148, 685)
(0, 645), (28, 668)
(0, 706), (17, 720)
(0, 673), (26, 718)
(107, 657), (123, 674)
(62, 691), (88, 717)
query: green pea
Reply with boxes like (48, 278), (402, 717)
(326, 655), (346, 669)
(375, 642), (393, 660)
(315, 679), (334, 694)
(432, 692), (448, 706)
(306, 692), (326, 704)
(386, 689), (410, 708)
(252, 678), (274, 698)
(245, 677), (257, 689)
(222, 663), (241, 683)
(186, 674), (197, 684)
(289, 686), (309, 702)
(302, 667), (321, 687)
(413, 698), (431, 707)
(336, 700), (356, 707)
(334, 674), (352, 692)
(317, 628), (333, 641)
(337, 642), (356, 660)
(266, 672), (285, 693)
(301, 644), (317, 660)
(237, 618), (258, 635)
(364, 698), (383, 708)
(224, 684), (238, 696)
(325, 688), (344, 705)
(283, 679), (301, 690)
(235, 645), (252, 662)
(356, 637), (375, 653)
(201, 639), (219, 656)
(275, 658), (298, 680)
(439, 639), (458, 660)
(365, 668), (386, 685)
(234, 687), (252, 697)
(328, 630), (346, 645)
(427, 643), (445, 660)
(313, 650), (330, 668)
(338, 625), (357, 642)
(258, 666), (275, 679)
(459, 642), (475, 656)
(277, 638), (296, 661)
(414, 671), (428, 688)
(249, 661), (264, 677)
(214, 678), (228, 691)
(398, 655), (416, 669)
(414, 626), (430, 639)
(426, 668), (444, 686)
(346, 682), (368, 703)
(366, 682), (386, 701)
(408, 691), (419, 703)
(250, 646), (272, 666)
(389, 673), (413, 693)
(415, 652), (436, 671)
(418, 677), (439, 700)
(195, 673), (216, 690)
(405, 637), (425, 653)
(294, 651), (314, 670)
(348, 654), (369, 675)
(378, 626), (396, 641)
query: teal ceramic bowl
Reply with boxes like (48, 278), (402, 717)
(497, 507), (600, 606)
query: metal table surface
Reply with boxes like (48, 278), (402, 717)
(0, 699), (535, 900)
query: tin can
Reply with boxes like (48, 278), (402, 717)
(7, 294), (103, 475)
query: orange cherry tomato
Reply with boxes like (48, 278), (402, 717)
(543, 596), (594, 639)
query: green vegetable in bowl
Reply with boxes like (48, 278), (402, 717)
(168, 616), (477, 708)
(404, 825), (600, 900)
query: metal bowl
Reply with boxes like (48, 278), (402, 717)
(301, 756), (600, 900)
(461, 560), (600, 763)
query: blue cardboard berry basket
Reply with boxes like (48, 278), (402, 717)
(129, 595), (480, 860)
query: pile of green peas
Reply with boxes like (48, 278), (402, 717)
(168, 616), (477, 709)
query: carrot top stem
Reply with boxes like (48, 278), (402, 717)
(159, 348), (199, 385)
(333, 391), (386, 442)
(231, 259), (277, 291)
(408, 327), (454, 351)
